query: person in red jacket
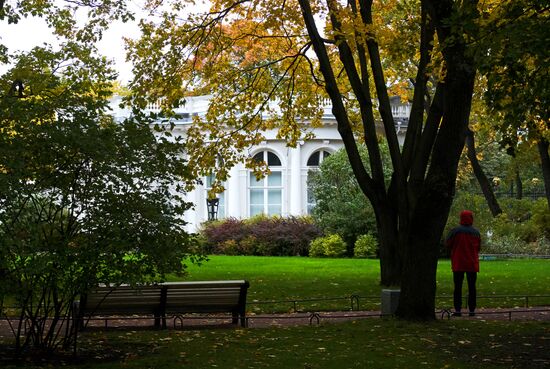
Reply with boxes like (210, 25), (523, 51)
(446, 210), (481, 317)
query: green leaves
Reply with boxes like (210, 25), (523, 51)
(0, 42), (198, 352)
(477, 0), (550, 145)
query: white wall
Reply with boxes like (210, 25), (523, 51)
(108, 95), (408, 232)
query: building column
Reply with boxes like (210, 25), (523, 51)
(194, 185), (203, 228)
(289, 144), (302, 215)
(227, 164), (241, 218)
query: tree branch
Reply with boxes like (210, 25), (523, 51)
(409, 82), (444, 187)
(327, 0), (384, 185)
(466, 128), (502, 216)
(402, 2), (435, 174)
(358, 0), (404, 183)
(297, 0), (377, 203)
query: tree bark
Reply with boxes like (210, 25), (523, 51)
(515, 169), (523, 199)
(538, 138), (550, 207)
(465, 129), (502, 216)
(374, 201), (401, 286)
(301, 0), (478, 319)
(396, 0), (478, 320)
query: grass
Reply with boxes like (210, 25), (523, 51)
(1, 257), (549, 368)
(3, 319), (548, 369)
(175, 256), (550, 312)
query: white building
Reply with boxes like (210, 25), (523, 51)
(110, 95), (410, 232)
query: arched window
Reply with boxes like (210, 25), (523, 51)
(307, 150), (331, 166)
(249, 151), (282, 216)
(306, 149), (331, 213)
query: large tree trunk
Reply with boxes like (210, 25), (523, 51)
(538, 138), (550, 207)
(396, 195), (444, 320)
(375, 204), (401, 286)
(396, 2), (478, 316)
(300, 0), (477, 319)
(465, 129), (502, 216)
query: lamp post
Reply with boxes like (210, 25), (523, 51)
(206, 197), (220, 221)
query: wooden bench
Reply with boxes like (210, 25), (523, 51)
(74, 280), (250, 329)
(163, 281), (249, 328)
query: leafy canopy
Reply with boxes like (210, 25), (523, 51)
(0, 42), (199, 352)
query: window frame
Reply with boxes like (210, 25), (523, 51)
(306, 149), (332, 214)
(248, 150), (283, 217)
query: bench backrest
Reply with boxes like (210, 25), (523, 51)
(163, 280), (249, 313)
(81, 285), (162, 315)
(78, 280), (249, 316)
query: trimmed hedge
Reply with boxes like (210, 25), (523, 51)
(354, 233), (378, 258)
(200, 215), (322, 256)
(309, 234), (347, 257)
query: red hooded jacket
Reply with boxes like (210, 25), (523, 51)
(446, 210), (481, 272)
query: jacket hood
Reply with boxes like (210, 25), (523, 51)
(460, 210), (474, 226)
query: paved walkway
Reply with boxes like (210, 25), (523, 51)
(1, 307), (549, 339)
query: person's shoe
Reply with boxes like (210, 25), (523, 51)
(452, 312), (462, 317)
(469, 312), (475, 317)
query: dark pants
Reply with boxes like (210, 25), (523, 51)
(453, 271), (477, 312)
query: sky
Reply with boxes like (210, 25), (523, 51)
(0, 1), (214, 83)
(0, 2), (144, 83)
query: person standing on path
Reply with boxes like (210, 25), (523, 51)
(446, 210), (481, 317)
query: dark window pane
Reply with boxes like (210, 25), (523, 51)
(253, 152), (264, 163)
(307, 151), (320, 166)
(323, 151), (331, 159)
(267, 151), (281, 166)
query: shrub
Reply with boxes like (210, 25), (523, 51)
(445, 195), (550, 255)
(200, 216), (322, 256)
(239, 235), (260, 255)
(484, 234), (550, 255)
(309, 234), (347, 257)
(309, 237), (326, 257)
(308, 147), (387, 253)
(219, 239), (241, 255)
(354, 233), (378, 258)
(484, 233), (526, 254)
(201, 218), (248, 254)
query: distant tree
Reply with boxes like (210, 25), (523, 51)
(465, 128), (502, 216)
(477, 0), (550, 207)
(0, 44), (198, 354)
(309, 145), (391, 252)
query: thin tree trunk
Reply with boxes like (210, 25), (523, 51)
(515, 170), (523, 199)
(298, 0), (401, 286)
(537, 138), (550, 207)
(465, 129), (502, 216)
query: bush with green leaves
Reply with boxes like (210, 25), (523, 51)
(0, 45), (199, 354)
(309, 234), (347, 258)
(308, 145), (391, 252)
(446, 194), (550, 255)
(354, 233), (379, 258)
(200, 215), (322, 256)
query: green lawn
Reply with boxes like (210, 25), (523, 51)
(4, 320), (548, 369)
(2, 257), (549, 368)
(176, 256), (550, 312)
